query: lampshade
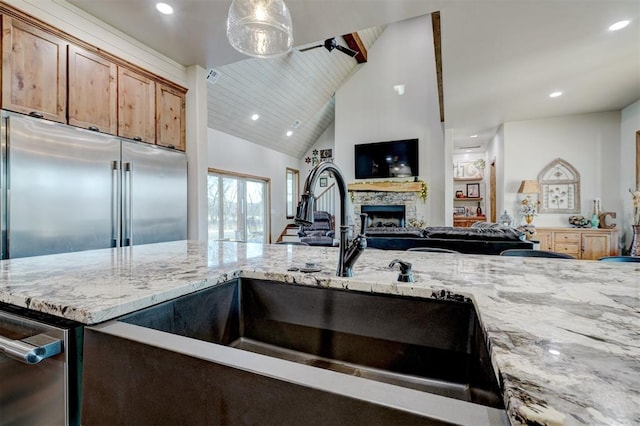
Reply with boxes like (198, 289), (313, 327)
(517, 180), (540, 194)
(226, 0), (293, 58)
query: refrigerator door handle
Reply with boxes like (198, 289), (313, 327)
(124, 162), (133, 246)
(111, 161), (121, 247)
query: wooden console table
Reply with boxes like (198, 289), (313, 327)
(535, 227), (619, 260)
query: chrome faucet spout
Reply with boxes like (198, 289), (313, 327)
(294, 162), (366, 277)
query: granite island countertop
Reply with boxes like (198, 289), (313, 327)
(0, 240), (638, 425)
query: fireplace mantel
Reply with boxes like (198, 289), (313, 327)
(348, 181), (428, 201)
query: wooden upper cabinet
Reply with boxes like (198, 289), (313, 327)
(156, 83), (185, 150)
(1, 16), (67, 122)
(68, 45), (117, 133)
(117, 67), (155, 143)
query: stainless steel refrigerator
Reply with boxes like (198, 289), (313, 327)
(0, 111), (187, 259)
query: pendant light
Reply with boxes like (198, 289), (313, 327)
(226, 0), (293, 58)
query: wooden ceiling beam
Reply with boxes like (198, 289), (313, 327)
(342, 32), (367, 63)
(432, 11), (445, 122)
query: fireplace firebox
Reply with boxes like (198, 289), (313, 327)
(361, 205), (406, 228)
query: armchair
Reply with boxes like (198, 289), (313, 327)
(298, 211), (335, 246)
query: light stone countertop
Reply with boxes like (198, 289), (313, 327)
(0, 240), (638, 425)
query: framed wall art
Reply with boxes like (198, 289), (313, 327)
(466, 183), (480, 198)
(537, 158), (581, 213)
(320, 149), (333, 162)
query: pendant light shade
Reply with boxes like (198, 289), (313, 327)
(226, 0), (293, 58)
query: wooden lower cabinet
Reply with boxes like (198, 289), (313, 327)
(453, 216), (486, 228)
(534, 227), (619, 260)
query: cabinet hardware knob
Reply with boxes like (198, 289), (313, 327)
(88, 126), (99, 132)
(133, 136), (142, 141)
(28, 111), (44, 119)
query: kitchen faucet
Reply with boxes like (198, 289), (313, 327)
(295, 162), (367, 277)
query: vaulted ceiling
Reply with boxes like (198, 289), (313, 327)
(206, 26), (385, 158)
(67, 0), (640, 157)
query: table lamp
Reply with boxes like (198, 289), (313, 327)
(518, 180), (541, 225)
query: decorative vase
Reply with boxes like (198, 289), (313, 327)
(499, 210), (513, 226)
(590, 214), (600, 228)
(630, 225), (640, 257)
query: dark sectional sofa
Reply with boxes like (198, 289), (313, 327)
(365, 225), (533, 255)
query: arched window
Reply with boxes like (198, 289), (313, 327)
(537, 158), (581, 213)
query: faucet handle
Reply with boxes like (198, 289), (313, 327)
(389, 259), (414, 282)
(359, 213), (368, 235)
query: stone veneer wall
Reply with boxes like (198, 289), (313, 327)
(351, 191), (420, 234)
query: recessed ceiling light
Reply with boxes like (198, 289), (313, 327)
(251, 113), (260, 121)
(470, 134), (478, 138)
(465, 149), (472, 153)
(393, 84), (405, 95)
(549, 91), (563, 98)
(609, 20), (630, 31)
(286, 130), (293, 137)
(156, 3), (173, 15)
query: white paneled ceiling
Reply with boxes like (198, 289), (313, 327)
(207, 27), (385, 158)
(66, 0), (640, 156)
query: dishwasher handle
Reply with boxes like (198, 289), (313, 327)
(0, 333), (63, 364)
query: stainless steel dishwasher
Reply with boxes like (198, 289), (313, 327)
(0, 303), (83, 426)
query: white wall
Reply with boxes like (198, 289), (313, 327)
(503, 112), (621, 230)
(620, 100), (640, 249)
(208, 129), (301, 243)
(334, 14), (445, 226)
(186, 66), (209, 241)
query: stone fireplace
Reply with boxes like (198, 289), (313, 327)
(350, 186), (421, 234)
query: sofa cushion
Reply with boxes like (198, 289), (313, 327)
(366, 237), (534, 255)
(364, 227), (425, 238)
(423, 226), (524, 241)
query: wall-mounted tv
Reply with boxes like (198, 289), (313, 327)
(354, 138), (419, 179)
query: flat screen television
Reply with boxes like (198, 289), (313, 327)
(354, 138), (419, 179)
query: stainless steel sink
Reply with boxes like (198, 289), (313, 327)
(82, 279), (508, 425)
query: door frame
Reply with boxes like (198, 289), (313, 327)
(207, 168), (271, 243)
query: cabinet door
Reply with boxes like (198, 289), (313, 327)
(68, 45), (117, 133)
(453, 217), (469, 227)
(156, 83), (185, 150)
(535, 230), (553, 251)
(581, 234), (612, 260)
(1, 16), (67, 122)
(118, 67), (155, 143)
